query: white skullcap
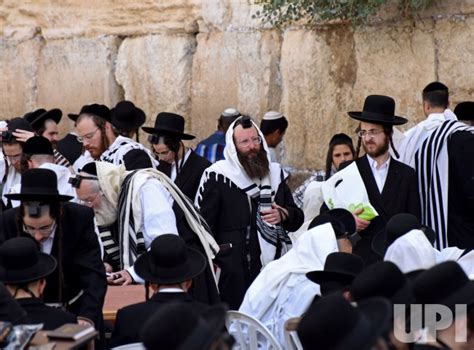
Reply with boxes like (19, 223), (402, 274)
(222, 108), (240, 118)
(263, 111), (284, 121)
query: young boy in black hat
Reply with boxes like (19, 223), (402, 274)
(0, 168), (106, 337)
(0, 237), (77, 329)
(342, 95), (421, 265)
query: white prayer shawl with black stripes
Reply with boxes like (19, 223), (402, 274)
(195, 119), (292, 267)
(100, 135), (158, 167)
(96, 163), (220, 284)
(415, 120), (474, 250)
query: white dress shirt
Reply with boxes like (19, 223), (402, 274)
(40, 231), (56, 255)
(170, 149), (191, 182)
(367, 155), (391, 193)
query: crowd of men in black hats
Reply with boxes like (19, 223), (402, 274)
(0, 83), (472, 349)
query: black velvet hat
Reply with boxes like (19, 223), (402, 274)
(0, 237), (57, 284)
(134, 234), (206, 284)
(123, 149), (153, 170)
(372, 213), (436, 257)
(142, 112), (195, 140)
(24, 108), (62, 130)
(348, 95), (407, 126)
(454, 101), (474, 121)
(23, 136), (54, 156)
(141, 302), (228, 350)
(111, 101), (146, 131)
(5, 168), (73, 202)
(297, 294), (391, 350)
(7, 117), (34, 133)
(307, 252), (364, 286)
(75, 104), (111, 123)
(350, 261), (415, 306)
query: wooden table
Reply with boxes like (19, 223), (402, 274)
(103, 285), (146, 323)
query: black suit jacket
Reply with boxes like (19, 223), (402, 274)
(0, 202), (106, 327)
(109, 292), (208, 347)
(17, 297), (77, 330)
(354, 155), (421, 264)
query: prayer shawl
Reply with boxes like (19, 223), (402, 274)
(100, 135), (158, 167)
(96, 163), (219, 283)
(195, 119), (291, 267)
(239, 223), (338, 347)
(415, 119), (474, 250)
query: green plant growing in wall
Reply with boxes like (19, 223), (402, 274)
(253, 0), (434, 27)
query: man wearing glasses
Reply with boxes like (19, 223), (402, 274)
(0, 168), (106, 342)
(344, 95), (421, 264)
(195, 115), (304, 309)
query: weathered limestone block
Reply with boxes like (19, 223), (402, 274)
(199, 0), (263, 32)
(280, 28), (357, 170)
(352, 22), (437, 129)
(0, 37), (42, 120)
(436, 16), (474, 104)
(189, 30), (282, 142)
(115, 34), (197, 137)
(35, 36), (121, 135)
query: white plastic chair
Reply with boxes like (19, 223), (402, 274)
(283, 317), (303, 350)
(225, 310), (282, 350)
(111, 342), (145, 350)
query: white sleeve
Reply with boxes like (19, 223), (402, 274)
(139, 180), (178, 249)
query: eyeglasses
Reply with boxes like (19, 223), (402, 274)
(236, 136), (262, 148)
(77, 128), (99, 143)
(23, 221), (57, 237)
(155, 149), (172, 158)
(356, 129), (384, 138)
(5, 154), (22, 162)
(78, 191), (102, 207)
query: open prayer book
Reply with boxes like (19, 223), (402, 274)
(47, 323), (95, 341)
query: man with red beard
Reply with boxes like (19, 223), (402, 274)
(346, 95), (420, 264)
(195, 115), (304, 309)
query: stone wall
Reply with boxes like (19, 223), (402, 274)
(1, 0), (473, 172)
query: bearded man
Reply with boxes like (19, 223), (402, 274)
(195, 115), (304, 309)
(344, 95), (420, 264)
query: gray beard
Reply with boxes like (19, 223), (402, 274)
(94, 196), (117, 226)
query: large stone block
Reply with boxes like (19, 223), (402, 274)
(280, 28), (357, 170)
(352, 22), (437, 129)
(0, 37), (42, 120)
(436, 16), (474, 104)
(189, 30), (282, 143)
(35, 36), (121, 135)
(115, 34), (197, 138)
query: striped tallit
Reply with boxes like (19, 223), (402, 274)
(415, 120), (473, 250)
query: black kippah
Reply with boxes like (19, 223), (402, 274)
(423, 81), (448, 93)
(80, 162), (98, 176)
(23, 136), (54, 156)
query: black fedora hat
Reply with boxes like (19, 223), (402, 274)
(141, 302), (228, 350)
(413, 261), (474, 312)
(454, 101), (474, 121)
(142, 112), (195, 140)
(309, 208), (356, 238)
(348, 95), (407, 126)
(350, 261), (415, 306)
(76, 103), (111, 123)
(111, 101), (146, 131)
(7, 117), (34, 133)
(134, 234), (206, 284)
(307, 252), (364, 286)
(5, 168), (73, 202)
(372, 213), (435, 257)
(297, 294), (391, 350)
(23, 136), (54, 156)
(0, 237), (57, 284)
(24, 108), (62, 130)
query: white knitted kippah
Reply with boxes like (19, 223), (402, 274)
(222, 108), (240, 118)
(263, 111), (284, 121)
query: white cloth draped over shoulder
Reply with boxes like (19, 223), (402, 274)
(239, 223), (338, 347)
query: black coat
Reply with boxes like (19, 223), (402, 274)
(109, 292), (208, 347)
(353, 156), (421, 264)
(0, 282), (27, 324)
(0, 202), (107, 328)
(198, 170), (304, 309)
(17, 297), (77, 330)
(447, 131), (474, 249)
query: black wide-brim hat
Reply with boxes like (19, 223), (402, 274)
(348, 95), (407, 126)
(307, 252), (364, 286)
(111, 101), (146, 131)
(5, 168), (73, 202)
(454, 101), (474, 121)
(0, 237), (57, 284)
(75, 103), (112, 123)
(134, 234), (206, 284)
(142, 112), (195, 140)
(27, 109), (62, 130)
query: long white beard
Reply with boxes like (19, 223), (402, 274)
(94, 196), (117, 226)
